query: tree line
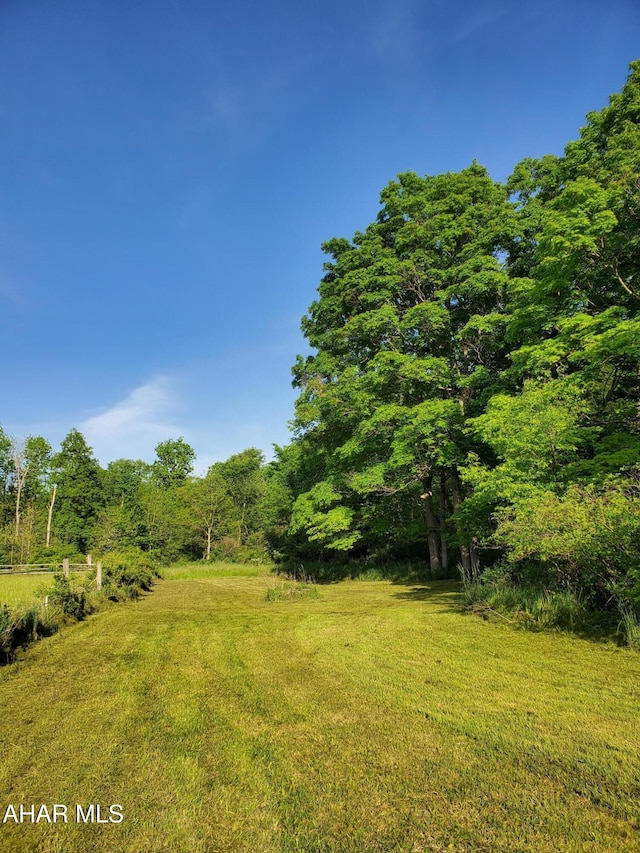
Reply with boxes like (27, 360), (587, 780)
(0, 429), (287, 566)
(270, 61), (640, 616)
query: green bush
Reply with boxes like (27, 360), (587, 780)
(495, 479), (640, 604)
(100, 547), (160, 600)
(522, 589), (591, 633)
(48, 572), (90, 619)
(210, 534), (271, 565)
(0, 600), (60, 664)
(28, 544), (85, 566)
(462, 559), (618, 640)
(617, 601), (640, 650)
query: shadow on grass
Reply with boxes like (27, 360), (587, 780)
(277, 558), (460, 586)
(391, 583), (459, 599)
(391, 581), (465, 610)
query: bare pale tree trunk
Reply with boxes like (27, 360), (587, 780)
(15, 474), (23, 536)
(46, 483), (57, 547)
(439, 469), (449, 573)
(205, 525), (212, 560)
(11, 440), (28, 538)
(422, 472), (441, 577)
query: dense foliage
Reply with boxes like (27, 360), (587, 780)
(0, 431), (279, 568)
(277, 62), (640, 632)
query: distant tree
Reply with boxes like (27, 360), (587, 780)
(0, 426), (12, 520)
(260, 452), (297, 558)
(212, 448), (265, 545)
(94, 459), (152, 552)
(104, 458), (152, 507)
(180, 471), (234, 560)
(152, 438), (195, 489)
(10, 435), (52, 536)
(53, 429), (104, 553)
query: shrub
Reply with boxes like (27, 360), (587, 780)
(462, 559), (617, 640)
(28, 544), (85, 566)
(48, 572), (89, 619)
(210, 535), (271, 565)
(495, 478), (640, 604)
(100, 547), (160, 600)
(0, 600), (60, 664)
(0, 549), (161, 664)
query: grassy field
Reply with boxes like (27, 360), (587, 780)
(0, 565), (638, 852)
(0, 572), (56, 608)
(162, 560), (274, 580)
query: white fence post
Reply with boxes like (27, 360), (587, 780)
(96, 561), (102, 591)
(63, 558), (70, 578)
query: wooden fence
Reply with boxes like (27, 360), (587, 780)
(0, 557), (103, 590)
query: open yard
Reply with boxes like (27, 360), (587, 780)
(0, 566), (638, 852)
(0, 573), (55, 609)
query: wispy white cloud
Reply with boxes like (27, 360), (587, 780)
(369, 0), (424, 64)
(80, 376), (185, 465)
(448, 2), (511, 44)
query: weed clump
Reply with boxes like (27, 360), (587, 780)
(461, 559), (640, 647)
(266, 571), (320, 602)
(617, 601), (640, 651)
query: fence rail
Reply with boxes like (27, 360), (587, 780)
(0, 563), (90, 574)
(0, 558), (103, 589)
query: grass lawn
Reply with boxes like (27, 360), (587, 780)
(0, 573), (56, 608)
(0, 565), (638, 852)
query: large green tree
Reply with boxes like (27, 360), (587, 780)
(290, 164), (518, 574)
(459, 61), (640, 601)
(505, 61), (640, 453)
(179, 471), (234, 560)
(94, 458), (152, 552)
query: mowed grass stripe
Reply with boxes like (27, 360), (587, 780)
(0, 574), (638, 852)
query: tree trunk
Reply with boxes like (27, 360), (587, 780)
(15, 476), (22, 537)
(46, 483), (57, 547)
(450, 468), (471, 576)
(422, 473), (441, 577)
(470, 536), (480, 579)
(14, 464), (27, 537)
(205, 526), (212, 560)
(439, 469), (449, 573)
(238, 498), (247, 546)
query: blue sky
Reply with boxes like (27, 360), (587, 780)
(1, 0), (639, 472)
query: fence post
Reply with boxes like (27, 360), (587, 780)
(87, 554), (92, 567)
(63, 558), (69, 578)
(96, 561), (102, 591)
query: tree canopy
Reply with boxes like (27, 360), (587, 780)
(278, 62), (640, 609)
